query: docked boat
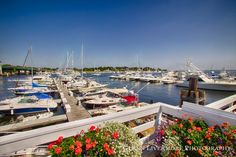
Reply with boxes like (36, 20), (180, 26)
(139, 74), (161, 83)
(161, 71), (178, 84)
(9, 82), (55, 95)
(0, 93), (57, 115)
(176, 62), (236, 91)
(67, 78), (107, 91)
(81, 88), (138, 109)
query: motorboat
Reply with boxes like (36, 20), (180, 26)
(0, 93), (57, 115)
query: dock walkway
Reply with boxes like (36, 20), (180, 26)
(55, 79), (91, 121)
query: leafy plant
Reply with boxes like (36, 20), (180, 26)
(48, 122), (141, 157)
(161, 117), (236, 157)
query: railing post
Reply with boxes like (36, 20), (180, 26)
(155, 105), (162, 127)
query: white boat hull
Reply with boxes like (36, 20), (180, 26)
(176, 82), (236, 91)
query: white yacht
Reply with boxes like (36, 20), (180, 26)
(161, 71), (178, 84)
(176, 62), (236, 91)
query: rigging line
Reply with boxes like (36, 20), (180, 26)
(136, 82), (150, 94)
(15, 47), (31, 88)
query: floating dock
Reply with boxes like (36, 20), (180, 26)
(55, 79), (91, 121)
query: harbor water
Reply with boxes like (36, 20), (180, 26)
(85, 73), (235, 105)
(0, 73), (235, 126)
(0, 74), (235, 106)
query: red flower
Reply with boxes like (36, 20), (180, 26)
(208, 126), (214, 132)
(221, 122), (229, 128)
(198, 149), (202, 154)
(112, 132), (119, 139)
(179, 123), (183, 128)
(74, 134), (80, 139)
(91, 141), (96, 148)
(86, 143), (92, 150)
(231, 129), (236, 134)
(48, 143), (54, 150)
(85, 138), (91, 144)
(160, 130), (165, 136)
(80, 130), (84, 135)
(175, 118), (181, 122)
(187, 140), (192, 145)
(75, 141), (82, 148)
(75, 147), (82, 155)
(188, 129), (193, 133)
(55, 147), (62, 154)
(89, 125), (96, 131)
(205, 133), (211, 140)
(105, 131), (110, 136)
(172, 130), (176, 135)
(69, 145), (75, 151)
(188, 117), (193, 124)
(196, 127), (202, 132)
(104, 143), (109, 151)
(96, 128), (100, 133)
(213, 151), (219, 156)
(107, 148), (114, 155)
(57, 136), (63, 144)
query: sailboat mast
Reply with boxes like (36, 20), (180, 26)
(81, 42), (84, 78)
(30, 47), (33, 84)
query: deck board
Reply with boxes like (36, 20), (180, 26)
(57, 80), (91, 121)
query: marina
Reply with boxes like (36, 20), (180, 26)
(0, 64), (236, 157)
(0, 0), (236, 156)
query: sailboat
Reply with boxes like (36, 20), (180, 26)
(9, 47), (54, 95)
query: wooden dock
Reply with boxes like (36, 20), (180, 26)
(55, 79), (91, 121)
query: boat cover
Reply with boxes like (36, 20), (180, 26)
(122, 95), (138, 104)
(28, 92), (52, 99)
(32, 82), (48, 88)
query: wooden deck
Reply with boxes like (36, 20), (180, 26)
(56, 79), (91, 121)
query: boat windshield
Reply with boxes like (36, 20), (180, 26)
(18, 98), (37, 103)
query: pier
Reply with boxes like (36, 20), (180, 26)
(55, 79), (91, 121)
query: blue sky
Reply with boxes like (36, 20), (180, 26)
(0, 0), (236, 70)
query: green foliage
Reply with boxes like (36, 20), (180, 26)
(162, 118), (236, 157)
(48, 122), (141, 157)
(101, 122), (142, 157)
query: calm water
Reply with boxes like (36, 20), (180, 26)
(85, 73), (235, 106)
(0, 73), (235, 107)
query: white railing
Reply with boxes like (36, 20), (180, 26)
(206, 94), (236, 111)
(0, 100), (236, 155)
